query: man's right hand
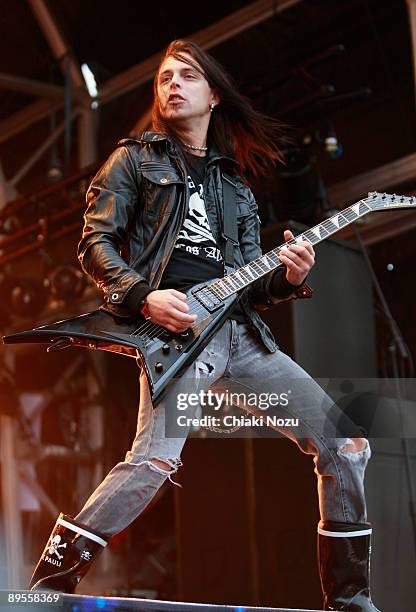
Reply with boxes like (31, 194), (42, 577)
(145, 289), (197, 333)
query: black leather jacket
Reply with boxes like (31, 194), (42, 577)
(77, 131), (311, 352)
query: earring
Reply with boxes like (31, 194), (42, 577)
(210, 103), (215, 112)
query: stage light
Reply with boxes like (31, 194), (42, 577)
(314, 124), (343, 160)
(81, 63), (98, 98)
(47, 163), (63, 183)
(324, 131), (343, 159)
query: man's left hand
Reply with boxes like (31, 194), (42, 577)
(279, 229), (315, 286)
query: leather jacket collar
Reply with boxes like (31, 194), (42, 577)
(123, 130), (240, 170)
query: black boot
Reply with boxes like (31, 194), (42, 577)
(318, 520), (381, 611)
(29, 513), (108, 593)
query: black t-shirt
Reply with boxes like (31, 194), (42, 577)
(159, 152), (247, 322)
(159, 154), (223, 287)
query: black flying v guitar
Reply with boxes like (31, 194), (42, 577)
(3, 192), (415, 403)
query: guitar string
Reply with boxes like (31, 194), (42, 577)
(137, 196), (412, 345)
(131, 208), (365, 340)
(128, 194), (389, 341)
(136, 202), (359, 338)
(128, 194), (415, 344)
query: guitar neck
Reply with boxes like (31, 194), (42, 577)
(207, 194), (391, 300)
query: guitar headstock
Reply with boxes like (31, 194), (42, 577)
(367, 191), (416, 211)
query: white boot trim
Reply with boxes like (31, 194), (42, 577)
(318, 527), (372, 538)
(57, 517), (107, 547)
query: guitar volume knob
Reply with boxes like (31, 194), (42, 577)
(162, 344), (170, 354)
(154, 362), (164, 373)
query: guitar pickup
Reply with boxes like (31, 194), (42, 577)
(192, 286), (223, 312)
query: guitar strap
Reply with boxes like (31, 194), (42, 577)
(221, 174), (239, 275)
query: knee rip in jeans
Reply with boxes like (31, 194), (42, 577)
(195, 350), (216, 380)
(337, 438), (371, 462)
(133, 457), (183, 488)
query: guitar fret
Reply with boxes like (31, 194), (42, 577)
(211, 284), (227, 299)
(265, 254), (276, 266)
(242, 266), (255, 280)
(256, 261), (268, 273)
(226, 276), (240, 291)
(259, 256), (272, 270)
(304, 229), (319, 244)
(323, 220), (338, 234)
(227, 277), (242, 291)
(338, 213), (349, 227)
(220, 278), (234, 292)
(239, 268), (253, 282)
(233, 271), (246, 285)
(359, 201), (370, 215)
(324, 219), (340, 233)
(268, 251), (280, 263)
(343, 208), (358, 221)
(249, 262), (262, 277)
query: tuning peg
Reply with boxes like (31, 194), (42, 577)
(382, 193), (387, 199)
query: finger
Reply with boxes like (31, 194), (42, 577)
(169, 289), (188, 301)
(171, 297), (190, 313)
(294, 242), (315, 257)
(283, 230), (315, 256)
(287, 240), (314, 252)
(285, 237), (315, 257)
(279, 253), (304, 274)
(280, 252), (313, 277)
(169, 309), (198, 324)
(165, 319), (195, 333)
(285, 244), (315, 263)
(280, 248), (307, 266)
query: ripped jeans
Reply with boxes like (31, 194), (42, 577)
(75, 320), (371, 538)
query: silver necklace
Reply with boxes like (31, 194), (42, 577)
(183, 142), (208, 152)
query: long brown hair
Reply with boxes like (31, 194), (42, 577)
(152, 39), (287, 178)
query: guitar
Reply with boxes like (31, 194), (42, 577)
(3, 191), (415, 403)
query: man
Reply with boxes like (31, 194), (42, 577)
(29, 40), (380, 611)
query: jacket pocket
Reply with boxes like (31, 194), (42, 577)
(140, 162), (183, 185)
(139, 162), (184, 218)
(236, 201), (252, 219)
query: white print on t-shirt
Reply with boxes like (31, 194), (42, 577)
(175, 243), (222, 261)
(174, 175), (223, 262)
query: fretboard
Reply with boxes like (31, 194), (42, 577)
(208, 198), (372, 300)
